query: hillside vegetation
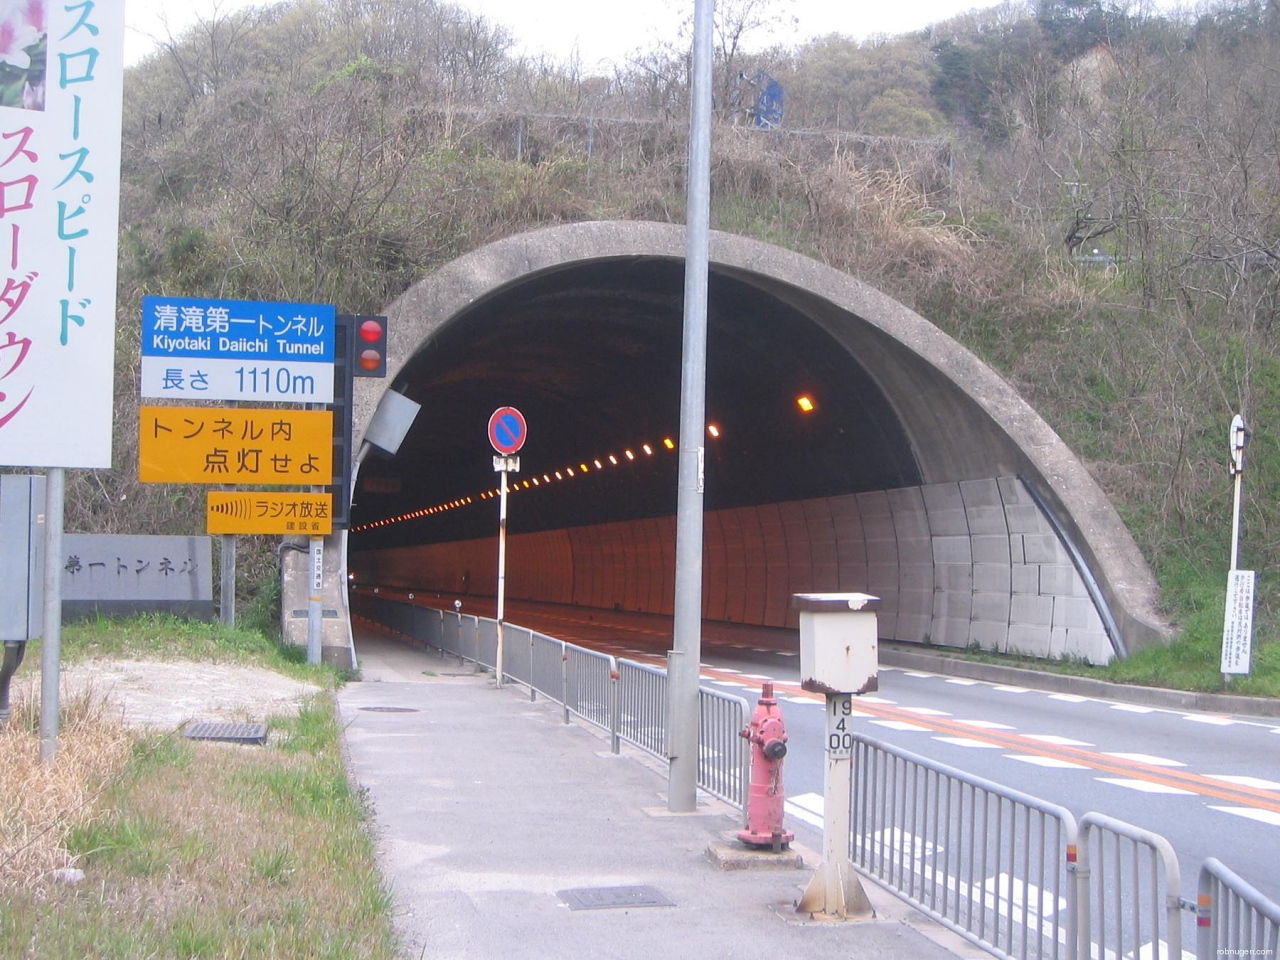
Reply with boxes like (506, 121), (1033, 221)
(90, 0), (1279, 676)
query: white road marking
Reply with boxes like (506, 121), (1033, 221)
(860, 696), (897, 704)
(1183, 714), (1235, 726)
(781, 696), (821, 706)
(1096, 778), (1195, 795)
(1111, 704), (1155, 713)
(1023, 734), (1094, 747)
(934, 736), (1002, 749)
(955, 719), (1016, 730)
(1006, 755), (1089, 769)
(901, 706), (951, 716)
(993, 685), (1031, 693)
(945, 677), (981, 686)
(785, 793), (825, 828)
(1204, 775), (1280, 790)
(904, 672), (936, 679)
(1049, 693), (1092, 703)
(1103, 752), (1186, 767)
(1209, 806), (1280, 827)
(983, 873), (1066, 918)
(871, 720), (932, 732)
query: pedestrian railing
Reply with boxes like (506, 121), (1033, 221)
(1077, 812), (1183, 960)
(1198, 857), (1280, 960)
(351, 591), (1280, 960)
(352, 594), (748, 813)
(851, 734), (1078, 960)
(615, 658), (667, 759)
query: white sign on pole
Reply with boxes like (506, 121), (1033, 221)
(1221, 569), (1256, 675)
(0, 3), (126, 468)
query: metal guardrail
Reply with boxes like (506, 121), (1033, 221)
(352, 594), (748, 811)
(1078, 812), (1182, 960)
(851, 734), (1078, 960)
(1198, 857), (1280, 960)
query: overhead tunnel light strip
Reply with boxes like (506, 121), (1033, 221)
(352, 430), (715, 532)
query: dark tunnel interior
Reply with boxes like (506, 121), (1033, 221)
(349, 258), (923, 549)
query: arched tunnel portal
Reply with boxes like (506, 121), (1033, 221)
(342, 221), (1168, 662)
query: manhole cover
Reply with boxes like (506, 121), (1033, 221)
(358, 706), (420, 713)
(557, 886), (675, 911)
(182, 721), (268, 745)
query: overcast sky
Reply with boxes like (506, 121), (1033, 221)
(121, 0), (1012, 68)
(124, 0), (1192, 69)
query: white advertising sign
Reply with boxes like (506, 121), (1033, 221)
(1221, 569), (1256, 675)
(0, 1), (125, 468)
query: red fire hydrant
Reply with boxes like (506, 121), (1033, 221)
(737, 681), (795, 850)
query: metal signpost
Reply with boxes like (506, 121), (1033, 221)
(1222, 415), (1255, 680)
(489, 407), (527, 688)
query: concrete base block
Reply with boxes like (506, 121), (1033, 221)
(707, 836), (806, 871)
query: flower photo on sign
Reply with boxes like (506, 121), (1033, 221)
(0, 0), (45, 111)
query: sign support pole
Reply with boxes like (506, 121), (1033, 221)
(496, 466), (509, 688)
(220, 534), (236, 626)
(307, 536), (323, 665)
(487, 407), (526, 691)
(39, 468), (65, 763)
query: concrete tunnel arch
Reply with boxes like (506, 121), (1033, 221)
(339, 220), (1168, 663)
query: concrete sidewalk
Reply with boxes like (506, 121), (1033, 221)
(338, 633), (981, 960)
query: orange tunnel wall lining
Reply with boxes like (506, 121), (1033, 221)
(352, 477), (1115, 663)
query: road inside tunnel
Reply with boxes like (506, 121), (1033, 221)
(349, 258), (920, 547)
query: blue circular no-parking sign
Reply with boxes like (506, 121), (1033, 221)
(488, 407), (527, 455)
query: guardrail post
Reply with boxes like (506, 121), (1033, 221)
(609, 665), (621, 755)
(529, 633), (536, 702)
(562, 650), (570, 724)
(1197, 865), (1214, 960)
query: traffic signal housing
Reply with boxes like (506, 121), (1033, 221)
(353, 315), (388, 378)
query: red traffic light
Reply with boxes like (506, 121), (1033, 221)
(351, 316), (387, 378)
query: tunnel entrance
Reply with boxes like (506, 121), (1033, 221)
(343, 221), (1167, 662)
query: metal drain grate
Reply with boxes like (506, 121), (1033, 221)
(557, 886), (675, 911)
(182, 721), (268, 745)
(358, 706), (420, 713)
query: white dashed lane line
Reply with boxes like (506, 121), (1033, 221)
(1211, 807), (1280, 827)
(934, 736), (1003, 749)
(1022, 734), (1094, 747)
(1103, 752), (1186, 767)
(1205, 775), (1280, 790)
(1005, 755), (1090, 770)
(870, 720), (932, 732)
(1096, 778), (1196, 795)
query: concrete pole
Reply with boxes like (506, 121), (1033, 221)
(39, 467), (65, 762)
(668, 0), (715, 814)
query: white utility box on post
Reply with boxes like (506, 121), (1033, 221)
(796, 593), (879, 696)
(793, 592), (879, 922)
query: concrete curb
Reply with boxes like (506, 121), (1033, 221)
(880, 644), (1280, 720)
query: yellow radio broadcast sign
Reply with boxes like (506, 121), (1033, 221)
(139, 406), (332, 485)
(207, 491), (333, 535)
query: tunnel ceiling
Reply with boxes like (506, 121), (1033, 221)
(351, 257), (922, 548)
